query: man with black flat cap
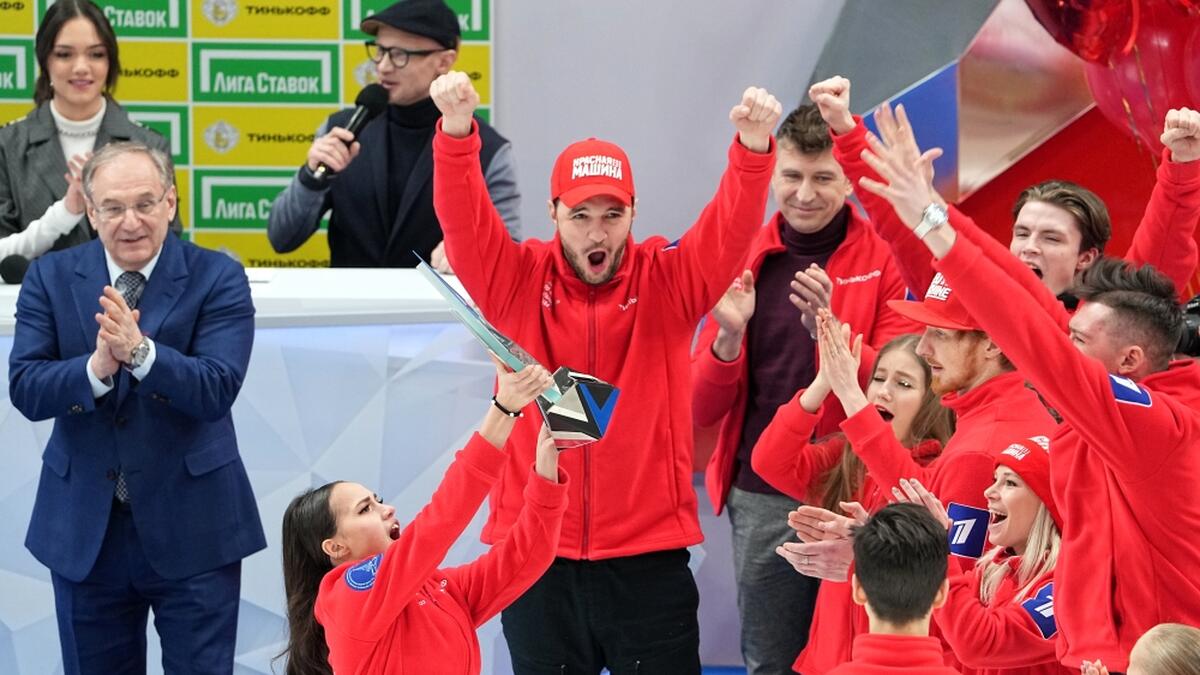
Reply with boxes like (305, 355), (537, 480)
(268, 0), (521, 269)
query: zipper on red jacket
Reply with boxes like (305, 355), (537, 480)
(582, 287), (597, 559)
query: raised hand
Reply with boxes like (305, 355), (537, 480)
(816, 309), (863, 405)
(889, 478), (950, 530)
(857, 103), (944, 229)
(807, 76), (854, 135)
(430, 71), (479, 138)
(534, 424), (559, 483)
(790, 263), (833, 337)
(65, 152), (92, 216)
(730, 86), (783, 154)
(1080, 660), (1110, 675)
(306, 127), (360, 174)
(1162, 107), (1200, 164)
(494, 361), (554, 414)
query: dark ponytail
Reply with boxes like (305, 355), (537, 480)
(277, 483), (341, 675)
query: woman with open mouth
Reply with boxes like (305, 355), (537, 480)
(893, 435), (1067, 675)
(278, 361), (567, 675)
(752, 327), (953, 673)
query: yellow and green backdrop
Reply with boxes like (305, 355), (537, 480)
(0, 0), (494, 266)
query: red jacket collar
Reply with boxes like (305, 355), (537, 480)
(849, 633), (948, 669)
(748, 204), (871, 271)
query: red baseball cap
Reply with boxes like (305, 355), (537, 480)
(550, 138), (634, 208)
(993, 435), (1062, 530)
(887, 273), (981, 331)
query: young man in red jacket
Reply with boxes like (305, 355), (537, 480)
(828, 503), (960, 675)
(428, 71), (782, 673)
(860, 136), (1200, 672)
(809, 76), (1200, 308)
(689, 104), (913, 673)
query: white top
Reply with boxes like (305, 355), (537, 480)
(50, 98), (104, 165)
(0, 100), (106, 261)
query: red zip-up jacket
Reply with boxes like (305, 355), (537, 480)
(749, 393), (941, 674)
(831, 118), (1200, 302)
(936, 235), (1200, 671)
(827, 634), (962, 675)
(790, 392), (1054, 674)
(691, 207), (916, 514)
(936, 553), (1070, 675)
(315, 434), (569, 675)
(433, 122), (775, 559)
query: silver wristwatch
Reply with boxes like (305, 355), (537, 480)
(126, 337), (150, 371)
(913, 203), (948, 240)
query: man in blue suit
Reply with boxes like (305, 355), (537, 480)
(8, 140), (265, 675)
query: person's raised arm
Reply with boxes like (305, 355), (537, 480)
(1124, 108), (1200, 296)
(317, 363), (554, 641)
(431, 72), (532, 317)
(658, 87), (780, 322)
(692, 270), (755, 427)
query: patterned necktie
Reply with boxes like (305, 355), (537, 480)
(112, 271), (145, 503)
(116, 271), (146, 310)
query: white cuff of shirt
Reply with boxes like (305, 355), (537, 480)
(86, 354), (114, 398)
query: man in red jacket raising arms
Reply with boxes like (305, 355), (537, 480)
(690, 103), (913, 674)
(429, 71), (781, 674)
(860, 128), (1200, 672)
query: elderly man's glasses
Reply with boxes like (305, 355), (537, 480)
(364, 41), (447, 69)
(93, 192), (168, 223)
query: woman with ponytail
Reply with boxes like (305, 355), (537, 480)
(279, 362), (567, 675)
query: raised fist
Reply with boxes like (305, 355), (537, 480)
(807, 76), (854, 135)
(1163, 107), (1200, 164)
(430, 71), (479, 138)
(730, 86), (783, 154)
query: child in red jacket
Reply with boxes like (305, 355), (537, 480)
(278, 363), (567, 675)
(827, 503), (960, 675)
(894, 437), (1071, 675)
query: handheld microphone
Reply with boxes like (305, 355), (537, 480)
(313, 83), (389, 179)
(0, 254), (30, 284)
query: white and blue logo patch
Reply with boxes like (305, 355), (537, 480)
(1020, 582), (1057, 639)
(946, 502), (989, 559)
(661, 239), (680, 251)
(344, 554), (382, 591)
(1109, 375), (1152, 407)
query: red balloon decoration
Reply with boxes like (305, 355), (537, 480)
(1025, 0), (1139, 64)
(1083, 0), (1200, 155)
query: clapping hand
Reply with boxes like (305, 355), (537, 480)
(65, 152), (92, 216)
(790, 263), (833, 338)
(888, 478), (951, 531)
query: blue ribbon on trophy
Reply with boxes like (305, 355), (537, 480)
(417, 261), (619, 448)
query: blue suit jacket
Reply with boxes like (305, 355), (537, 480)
(9, 236), (266, 582)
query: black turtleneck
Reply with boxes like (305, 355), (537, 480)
(385, 97), (442, 226)
(733, 206), (851, 494)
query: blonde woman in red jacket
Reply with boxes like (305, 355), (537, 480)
(753, 328), (953, 674)
(893, 436), (1070, 675)
(278, 363), (567, 675)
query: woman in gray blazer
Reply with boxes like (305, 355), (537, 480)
(0, 0), (178, 265)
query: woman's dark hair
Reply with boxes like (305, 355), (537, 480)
(34, 0), (120, 105)
(278, 482), (342, 675)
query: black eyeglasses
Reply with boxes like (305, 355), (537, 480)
(364, 41), (447, 69)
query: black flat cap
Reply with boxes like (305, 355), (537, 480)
(361, 0), (460, 50)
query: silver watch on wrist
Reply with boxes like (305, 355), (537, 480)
(125, 337), (150, 371)
(913, 203), (948, 240)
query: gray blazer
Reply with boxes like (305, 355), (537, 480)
(0, 100), (181, 254)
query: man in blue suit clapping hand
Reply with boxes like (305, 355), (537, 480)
(8, 140), (264, 675)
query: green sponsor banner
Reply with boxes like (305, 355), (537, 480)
(344, 0), (489, 41)
(475, 106), (489, 124)
(0, 39), (34, 101)
(126, 104), (190, 165)
(39, 0), (187, 38)
(194, 169), (328, 230)
(193, 43), (340, 104)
